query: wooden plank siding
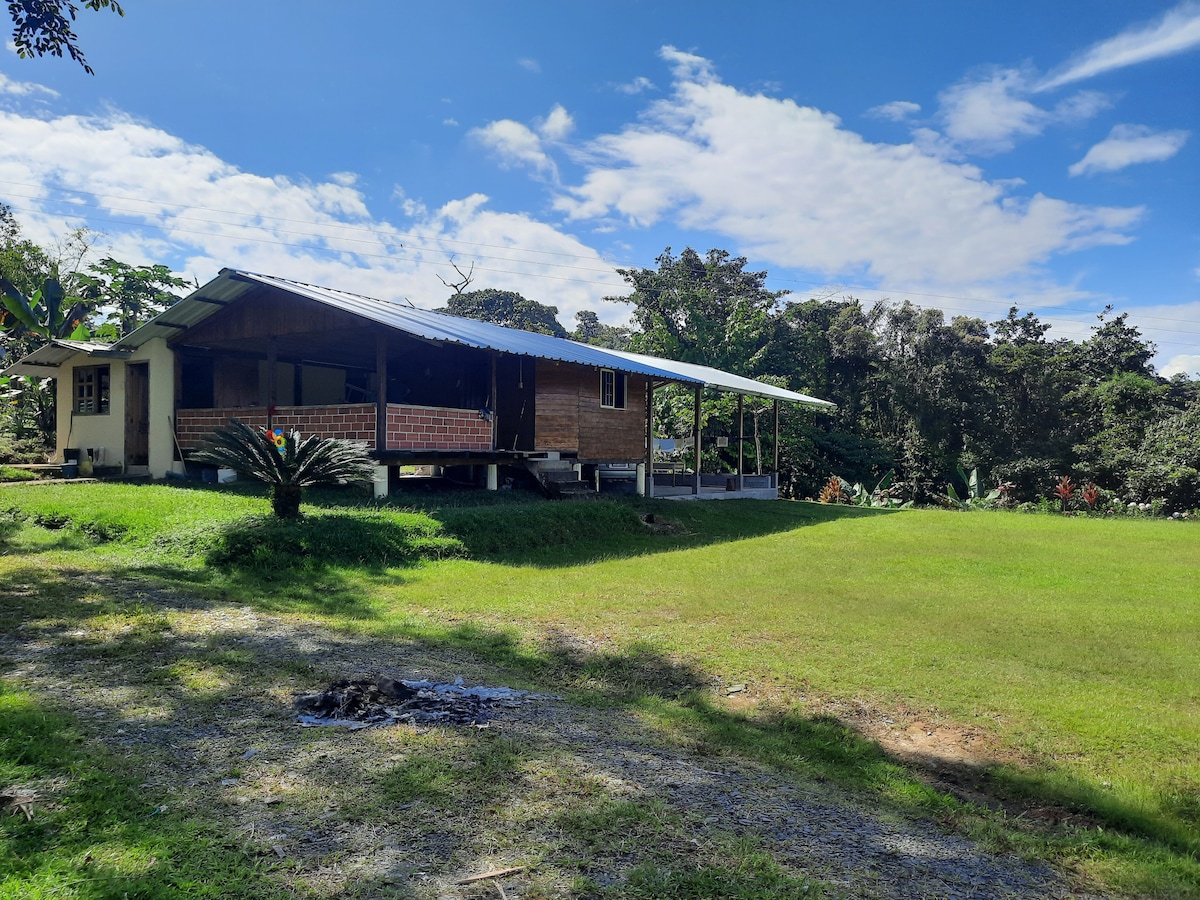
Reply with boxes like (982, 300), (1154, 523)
(533, 360), (647, 460)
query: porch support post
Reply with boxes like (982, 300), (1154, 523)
(737, 393), (745, 492)
(372, 465), (389, 499)
(490, 353), (498, 451)
(266, 340), (277, 431)
(693, 383), (702, 495)
(772, 399), (780, 490)
(644, 378), (655, 498)
(487, 464), (498, 491)
(375, 333), (388, 451)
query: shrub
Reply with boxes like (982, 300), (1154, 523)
(205, 511), (464, 569)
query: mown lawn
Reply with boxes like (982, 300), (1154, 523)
(1, 480), (1197, 897)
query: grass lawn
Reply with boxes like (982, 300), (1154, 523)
(0, 480), (1197, 897)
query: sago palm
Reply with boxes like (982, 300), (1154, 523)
(193, 418), (375, 518)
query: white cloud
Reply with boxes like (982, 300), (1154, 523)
(517, 57), (541, 74)
(470, 104), (574, 180)
(938, 69), (1049, 153)
(328, 171), (358, 187)
(470, 118), (556, 177)
(443, 117), (459, 127)
(1069, 124), (1190, 176)
(1039, 1), (1200, 91)
(614, 76), (656, 95)
(553, 49), (1142, 290)
(866, 100), (921, 121)
(538, 104), (574, 141)
(1161, 354), (1200, 378)
(0, 103), (626, 325)
(0, 71), (58, 98)
(937, 69), (1110, 154)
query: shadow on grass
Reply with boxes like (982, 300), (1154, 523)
(432, 497), (892, 568)
(3, 560), (1195, 897)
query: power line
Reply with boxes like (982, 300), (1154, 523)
(4, 185), (1199, 341)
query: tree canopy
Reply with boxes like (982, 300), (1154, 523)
(442, 288), (568, 338)
(7, 0), (123, 74)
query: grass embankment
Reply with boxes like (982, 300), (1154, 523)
(1, 480), (1198, 897)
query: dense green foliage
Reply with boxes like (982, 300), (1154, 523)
(605, 248), (1200, 510)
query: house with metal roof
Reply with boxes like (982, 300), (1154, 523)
(4, 269), (833, 499)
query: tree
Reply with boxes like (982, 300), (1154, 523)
(1126, 399), (1200, 513)
(8, 0), (123, 74)
(609, 247), (784, 375)
(77, 257), (190, 339)
(572, 310), (631, 350)
(192, 419), (374, 518)
(442, 288), (568, 338)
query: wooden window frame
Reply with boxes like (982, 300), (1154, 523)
(599, 368), (626, 410)
(74, 364), (111, 416)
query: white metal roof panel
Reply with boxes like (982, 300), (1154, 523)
(2, 339), (131, 377)
(598, 347), (835, 407)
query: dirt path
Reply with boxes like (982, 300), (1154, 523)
(2, 575), (1110, 899)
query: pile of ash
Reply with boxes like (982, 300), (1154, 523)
(294, 674), (560, 729)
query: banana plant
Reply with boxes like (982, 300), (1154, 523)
(851, 470), (906, 507)
(0, 275), (92, 340)
(946, 465), (1001, 510)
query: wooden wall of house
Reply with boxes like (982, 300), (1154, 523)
(177, 289), (367, 346)
(533, 360), (646, 460)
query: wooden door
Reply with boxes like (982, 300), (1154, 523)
(124, 363), (150, 467)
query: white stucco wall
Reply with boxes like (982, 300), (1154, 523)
(54, 337), (176, 477)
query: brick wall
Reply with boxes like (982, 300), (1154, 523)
(175, 405), (377, 450)
(176, 403), (493, 453)
(386, 404), (492, 451)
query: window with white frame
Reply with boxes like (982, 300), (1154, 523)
(74, 365), (111, 415)
(600, 368), (626, 409)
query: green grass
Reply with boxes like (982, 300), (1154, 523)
(0, 466), (39, 483)
(1, 481), (1198, 896)
(0, 684), (293, 899)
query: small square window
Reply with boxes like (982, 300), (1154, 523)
(74, 365), (110, 415)
(600, 368), (626, 409)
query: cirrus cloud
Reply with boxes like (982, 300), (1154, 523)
(1069, 124), (1190, 176)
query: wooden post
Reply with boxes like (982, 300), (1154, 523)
(773, 399), (780, 490)
(645, 378), (655, 498)
(737, 393), (745, 492)
(375, 332), (388, 451)
(693, 384), (702, 495)
(489, 353), (498, 451)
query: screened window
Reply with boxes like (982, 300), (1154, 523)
(600, 368), (626, 409)
(74, 365), (111, 415)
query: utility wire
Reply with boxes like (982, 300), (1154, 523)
(4, 184), (1198, 342)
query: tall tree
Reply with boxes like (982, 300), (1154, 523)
(7, 0), (123, 74)
(77, 257), (190, 339)
(442, 288), (568, 338)
(610, 247), (785, 376)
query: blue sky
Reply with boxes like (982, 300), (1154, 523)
(1, 1), (1197, 374)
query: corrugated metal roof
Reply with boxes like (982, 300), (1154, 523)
(21, 269), (833, 408)
(598, 347), (834, 407)
(115, 270), (705, 386)
(2, 339), (131, 377)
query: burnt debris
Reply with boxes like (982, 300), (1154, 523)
(294, 674), (559, 729)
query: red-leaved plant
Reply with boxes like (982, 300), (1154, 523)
(1054, 476), (1075, 513)
(1082, 483), (1101, 510)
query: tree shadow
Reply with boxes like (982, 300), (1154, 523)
(2, 566), (1193, 897)
(432, 498), (893, 569)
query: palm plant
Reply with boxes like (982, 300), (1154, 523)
(192, 419), (374, 518)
